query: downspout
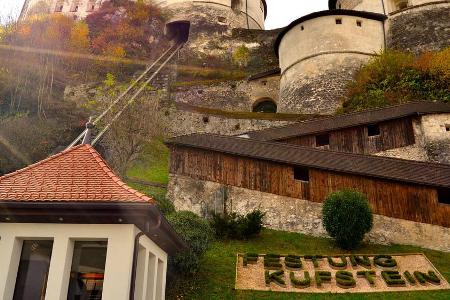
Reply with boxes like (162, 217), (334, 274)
(129, 212), (163, 300)
(129, 232), (145, 300)
(246, 0), (250, 29)
(381, 0), (387, 49)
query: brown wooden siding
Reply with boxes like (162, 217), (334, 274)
(279, 117), (415, 154)
(309, 169), (449, 227)
(170, 146), (449, 228)
(170, 147), (309, 200)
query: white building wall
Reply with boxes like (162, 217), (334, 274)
(0, 223), (167, 300)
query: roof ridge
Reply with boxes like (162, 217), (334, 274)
(171, 133), (450, 170)
(84, 146), (153, 202)
(0, 144), (86, 182)
(242, 101), (450, 139)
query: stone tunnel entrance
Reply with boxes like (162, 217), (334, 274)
(166, 21), (191, 43)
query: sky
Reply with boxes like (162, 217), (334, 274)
(0, 0), (329, 29)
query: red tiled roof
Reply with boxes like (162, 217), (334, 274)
(0, 145), (154, 203)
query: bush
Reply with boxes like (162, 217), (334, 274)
(322, 189), (373, 249)
(210, 210), (265, 240)
(167, 211), (214, 275)
(341, 48), (450, 113)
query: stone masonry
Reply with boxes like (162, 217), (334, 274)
(167, 174), (450, 252)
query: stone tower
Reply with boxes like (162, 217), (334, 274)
(330, 0), (450, 54)
(154, 0), (266, 30)
(276, 10), (386, 114)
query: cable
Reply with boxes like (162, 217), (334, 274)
(91, 43), (184, 146)
(66, 45), (175, 149)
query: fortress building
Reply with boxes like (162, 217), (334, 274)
(20, 0), (449, 135)
(20, 0), (267, 29)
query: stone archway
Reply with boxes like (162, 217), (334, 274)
(252, 98), (277, 113)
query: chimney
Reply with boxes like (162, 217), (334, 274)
(82, 117), (95, 145)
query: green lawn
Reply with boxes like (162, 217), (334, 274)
(167, 229), (450, 300)
(126, 139), (169, 185)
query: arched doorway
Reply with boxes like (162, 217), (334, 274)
(165, 21), (191, 43)
(252, 98), (277, 113)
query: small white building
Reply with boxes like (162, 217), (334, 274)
(0, 144), (185, 300)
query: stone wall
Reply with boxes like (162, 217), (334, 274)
(420, 113), (450, 164)
(155, 0), (265, 30)
(173, 76), (279, 112)
(280, 53), (372, 114)
(173, 27), (280, 112)
(386, 1), (450, 53)
(164, 106), (291, 136)
(167, 174), (450, 252)
(337, 0), (385, 13)
(336, 0), (364, 9)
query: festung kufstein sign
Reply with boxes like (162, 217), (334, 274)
(235, 253), (450, 294)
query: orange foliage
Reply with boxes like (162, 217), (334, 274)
(86, 0), (168, 59)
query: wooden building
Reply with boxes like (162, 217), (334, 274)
(167, 133), (450, 228)
(241, 102), (450, 155)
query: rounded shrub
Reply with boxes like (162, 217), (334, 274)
(322, 189), (373, 249)
(167, 211), (215, 275)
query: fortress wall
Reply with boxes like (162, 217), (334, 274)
(386, 1), (450, 53)
(278, 15), (384, 114)
(22, 0), (101, 19)
(22, 0), (265, 29)
(336, 0), (385, 14)
(154, 0), (265, 29)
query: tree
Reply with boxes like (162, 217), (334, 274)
(322, 189), (373, 249)
(99, 86), (168, 176)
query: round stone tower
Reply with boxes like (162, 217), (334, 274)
(329, 0), (450, 54)
(276, 10), (386, 115)
(153, 0), (267, 30)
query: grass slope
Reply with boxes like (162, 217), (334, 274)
(167, 229), (450, 300)
(126, 139), (169, 185)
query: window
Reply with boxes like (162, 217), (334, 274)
(87, 1), (96, 12)
(315, 134), (330, 147)
(367, 124), (381, 137)
(438, 189), (450, 205)
(301, 25), (304, 31)
(217, 16), (227, 23)
(446, 125), (450, 132)
(253, 99), (277, 113)
(294, 167), (309, 182)
(13, 240), (53, 300)
(68, 241), (108, 300)
(202, 116), (209, 123)
(55, 1), (64, 12)
(70, 1), (80, 12)
(356, 20), (362, 27)
(336, 19), (342, 25)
